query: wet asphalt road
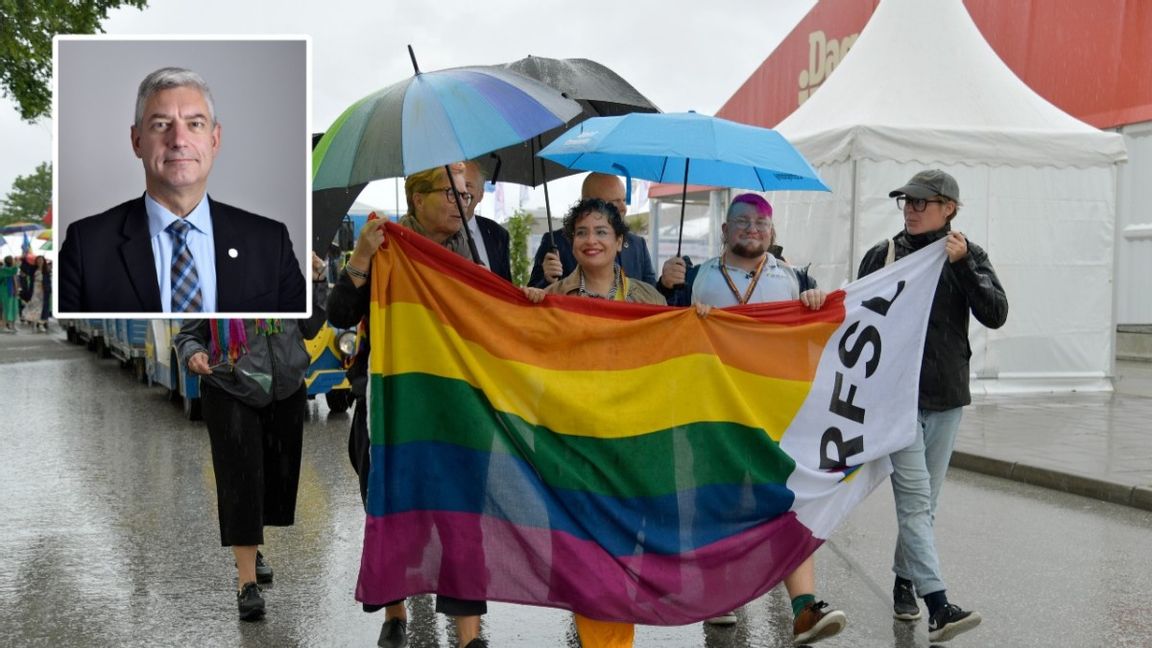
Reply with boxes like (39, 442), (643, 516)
(2, 331), (1152, 647)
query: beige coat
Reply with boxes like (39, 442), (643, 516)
(546, 269), (666, 305)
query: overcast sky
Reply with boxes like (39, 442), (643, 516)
(1, 0), (816, 218)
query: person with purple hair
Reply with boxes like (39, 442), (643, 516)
(657, 193), (845, 644)
(657, 193), (818, 308)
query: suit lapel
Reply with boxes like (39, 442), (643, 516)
(211, 199), (241, 310)
(119, 197), (162, 310)
(477, 217), (510, 281)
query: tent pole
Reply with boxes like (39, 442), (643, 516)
(849, 159), (859, 284)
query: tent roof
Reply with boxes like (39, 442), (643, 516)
(775, 0), (1127, 168)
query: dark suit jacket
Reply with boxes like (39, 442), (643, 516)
(58, 195), (305, 314)
(528, 228), (655, 288)
(475, 215), (511, 282)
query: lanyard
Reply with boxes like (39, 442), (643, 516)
(718, 252), (767, 305)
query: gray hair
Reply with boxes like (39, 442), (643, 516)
(134, 67), (216, 127)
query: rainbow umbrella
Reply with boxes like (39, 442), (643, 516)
(0, 222), (41, 234)
(312, 46), (582, 191)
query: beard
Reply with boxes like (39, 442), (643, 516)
(728, 239), (768, 259)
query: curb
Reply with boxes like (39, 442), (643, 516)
(951, 451), (1152, 513)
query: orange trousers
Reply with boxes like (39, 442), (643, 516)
(574, 614), (635, 648)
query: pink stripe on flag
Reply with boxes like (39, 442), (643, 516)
(356, 510), (820, 625)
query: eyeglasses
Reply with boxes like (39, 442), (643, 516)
(423, 187), (473, 206)
(896, 196), (947, 213)
(728, 217), (772, 231)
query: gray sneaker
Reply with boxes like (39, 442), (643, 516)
(893, 580), (921, 621)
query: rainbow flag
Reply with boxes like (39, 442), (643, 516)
(357, 222), (946, 624)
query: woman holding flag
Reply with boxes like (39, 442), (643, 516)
(327, 162), (489, 648)
(522, 197), (665, 648)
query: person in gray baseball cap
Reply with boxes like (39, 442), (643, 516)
(857, 169), (1008, 642)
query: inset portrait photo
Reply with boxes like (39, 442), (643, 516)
(53, 37), (311, 317)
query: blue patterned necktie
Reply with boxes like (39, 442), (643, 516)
(167, 219), (203, 312)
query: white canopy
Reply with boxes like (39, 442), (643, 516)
(776, 0), (1127, 168)
(766, 0), (1127, 392)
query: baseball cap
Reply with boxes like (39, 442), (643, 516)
(889, 169), (960, 202)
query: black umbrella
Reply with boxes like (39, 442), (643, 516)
(312, 132), (367, 255)
(470, 56), (660, 247)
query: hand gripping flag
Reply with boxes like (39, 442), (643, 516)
(357, 222), (946, 624)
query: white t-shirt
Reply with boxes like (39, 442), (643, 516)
(692, 254), (799, 307)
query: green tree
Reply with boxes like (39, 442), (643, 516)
(0, 161), (51, 224)
(627, 213), (649, 236)
(505, 209), (535, 287)
(0, 0), (148, 121)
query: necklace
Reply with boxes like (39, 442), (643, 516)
(578, 265), (627, 301)
(718, 252), (767, 305)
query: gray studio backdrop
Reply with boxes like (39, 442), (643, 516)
(55, 38), (309, 277)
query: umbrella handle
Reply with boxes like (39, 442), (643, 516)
(670, 255), (693, 291)
(543, 175), (556, 251)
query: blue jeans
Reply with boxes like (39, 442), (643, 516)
(890, 407), (963, 597)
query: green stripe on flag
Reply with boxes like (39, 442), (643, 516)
(370, 373), (796, 498)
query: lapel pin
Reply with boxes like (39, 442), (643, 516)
(228, 248), (239, 258)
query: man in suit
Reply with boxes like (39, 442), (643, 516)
(528, 172), (656, 288)
(58, 67), (305, 314)
(463, 161), (512, 282)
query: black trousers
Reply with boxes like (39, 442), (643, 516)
(349, 394), (372, 506)
(350, 396), (487, 616)
(202, 381), (306, 547)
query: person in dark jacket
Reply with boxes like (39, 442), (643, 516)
(463, 161), (512, 282)
(327, 163), (488, 648)
(857, 169), (1008, 643)
(173, 252), (329, 621)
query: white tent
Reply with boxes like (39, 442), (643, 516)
(766, 0), (1127, 393)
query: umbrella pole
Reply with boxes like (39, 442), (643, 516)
(676, 158), (691, 258)
(538, 137), (557, 251)
(543, 173), (556, 251)
(444, 164), (482, 266)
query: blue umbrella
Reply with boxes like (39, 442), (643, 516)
(538, 111), (829, 255)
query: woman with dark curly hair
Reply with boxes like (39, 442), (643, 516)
(523, 198), (664, 307)
(522, 197), (664, 648)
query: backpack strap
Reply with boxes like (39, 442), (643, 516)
(884, 238), (896, 267)
(796, 264), (814, 293)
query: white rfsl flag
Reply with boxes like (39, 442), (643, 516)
(782, 238), (947, 539)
